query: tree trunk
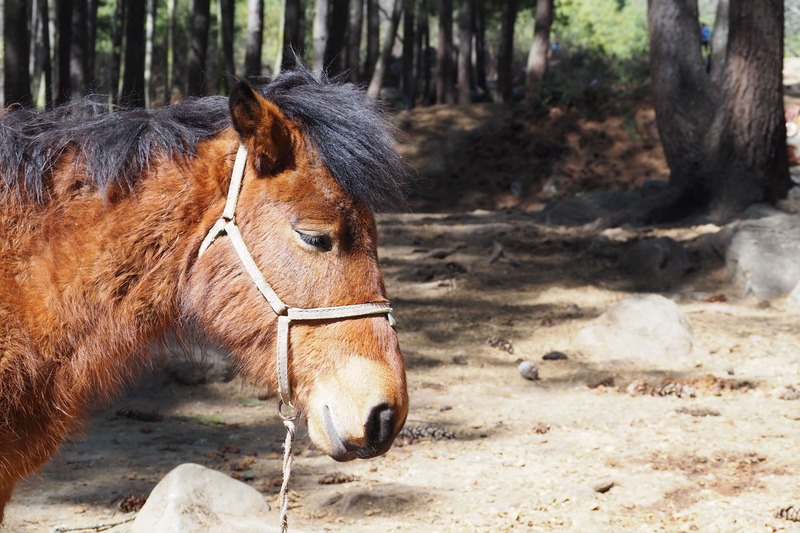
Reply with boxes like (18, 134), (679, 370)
(367, 0), (403, 97)
(312, 0), (329, 74)
(401, 0), (415, 102)
(364, 0), (378, 81)
(186, 0), (210, 96)
(709, 0), (729, 83)
(4, 0), (30, 106)
(435, 0), (453, 104)
(55, 0), (72, 104)
(165, 0), (175, 101)
(324, 0), (349, 76)
(473, 0), (486, 96)
(497, 0), (517, 103)
(111, 0), (125, 105)
(38, 0), (53, 108)
(69, 0), (87, 99)
(415, 0), (430, 105)
(86, 0), (98, 91)
(648, 0), (789, 222)
(456, 0), (473, 105)
(345, 0), (363, 82)
(121, 0), (145, 106)
(245, 0), (264, 77)
(219, 0), (235, 87)
(144, 0), (157, 106)
(525, 0), (553, 101)
(282, 0), (303, 71)
(29, 0), (38, 101)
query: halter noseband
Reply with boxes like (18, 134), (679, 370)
(198, 145), (395, 420)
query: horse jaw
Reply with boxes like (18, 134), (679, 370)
(304, 356), (408, 461)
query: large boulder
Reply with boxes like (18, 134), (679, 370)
(130, 463), (278, 533)
(577, 294), (698, 370)
(725, 213), (800, 299)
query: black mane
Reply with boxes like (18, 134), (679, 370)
(0, 67), (405, 211)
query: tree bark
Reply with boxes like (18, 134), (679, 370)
(219, 0), (235, 88)
(457, 0), (473, 105)
(55, 0), (72, 104)
(648, 0), (789, 222)
(401, 0), (415, 102)
(525, 0), (553, 101)
(415, 0), (430, 105)
(345, 0), (363, 82)
(282, 0), (304, 71)
(144, 0), (157, 106)
(4, 0), (30, 106)
(86, 0), (98, 91)
(364, 0), (379, 81)
(110, 0), (125, 105)
(367, 0), (403, 97)
(435, 0), (453, 104)
(69, 0), (87, 99)
(312, 0), (329, 75)
(121, 0), (145, 106)
(38, 0), (53, 108)
(245, 0), (264, 77)
(497, 0), (516, 102)
(186, 0), (210, 96)
(473, 0), (486, 97)
(324, 0), (349, 76)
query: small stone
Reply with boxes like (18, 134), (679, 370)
(542, 351), (568, 361)
(518, 361), (539, 381)
(592, 480), (615, 494)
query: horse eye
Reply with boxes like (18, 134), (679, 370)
(296, 231), (333, 252)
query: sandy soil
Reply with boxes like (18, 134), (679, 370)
(4, 101), (800, 532)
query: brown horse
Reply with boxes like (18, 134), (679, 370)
(0, 68), (408, 519)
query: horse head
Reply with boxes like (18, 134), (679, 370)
(185, 74), (408, 461)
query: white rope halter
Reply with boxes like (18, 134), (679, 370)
(198, 145), (396, 418)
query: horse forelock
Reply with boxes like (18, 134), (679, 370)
(251, 67), (407, 212)
(0, 67), (406, 213)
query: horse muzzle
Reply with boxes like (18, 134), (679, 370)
(305, 356), (408, 461)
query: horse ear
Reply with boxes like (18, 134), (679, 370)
(229, 80), (293, 175)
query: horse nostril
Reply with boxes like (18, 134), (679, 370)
(365, 403), (396, 448)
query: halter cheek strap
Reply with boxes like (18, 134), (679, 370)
(198, 145), (395, 420)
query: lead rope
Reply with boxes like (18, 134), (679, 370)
(280, 418), (296, 533)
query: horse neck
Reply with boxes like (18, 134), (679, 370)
(13, 132), (239, 389)
(0, 134), (239, 485)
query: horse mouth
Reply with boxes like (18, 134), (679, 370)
(322, 405), (357, 462)
(321, 404), (401, 462)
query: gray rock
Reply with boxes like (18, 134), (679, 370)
(692, 225), (735, 261)
(130, 463), (278, 533)
(787, 280), (800, 307)
(534, 191), (641, 226)
(740, 202), (785, 220)
(620, 237), (692, 289)
(577, 294), (698, 370)
(725, 213), (800, 298)
(518, 361), (540, 380)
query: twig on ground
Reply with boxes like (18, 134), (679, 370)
(50, 515), (137, 533)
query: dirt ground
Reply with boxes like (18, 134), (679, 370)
(5, 98), (800, 532)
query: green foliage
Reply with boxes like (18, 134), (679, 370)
(552, 0), (648, 61)
(525, 0), (650, 113)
